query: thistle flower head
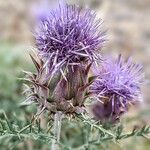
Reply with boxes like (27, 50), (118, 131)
(90, 55), (144, 122)
(34, 1), (105, 73)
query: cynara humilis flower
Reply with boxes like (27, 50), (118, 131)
(90, 55), (144, 122)
(22, 0), (105, 115)
(34, 0), (105, 76)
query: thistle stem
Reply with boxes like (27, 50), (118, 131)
(51, 111), (64, 150)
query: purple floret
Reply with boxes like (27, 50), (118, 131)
(90, 55), (144, 122)
(34, 2), (105, 73)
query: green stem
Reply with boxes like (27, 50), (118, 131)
(51, 111), (64, 150)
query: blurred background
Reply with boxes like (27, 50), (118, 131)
(0, 0), (150, 149)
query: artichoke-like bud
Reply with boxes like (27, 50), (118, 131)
(23, 54), (94, 115)
(53, 63), (92, 105)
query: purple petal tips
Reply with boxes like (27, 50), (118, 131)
(34, 1), (105, 72)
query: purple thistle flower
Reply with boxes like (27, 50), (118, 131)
(34, 1), (105, 74)
(90, 55), (144, 122)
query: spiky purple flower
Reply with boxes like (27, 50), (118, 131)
(90, 55), (144, 122)
(34, 1), (105, 73)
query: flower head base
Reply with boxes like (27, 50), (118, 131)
(23, 54), (93, 115)
(34, 1), (105, 74)
(91, 97), (125, 123)
(90, 55), (144, 122)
